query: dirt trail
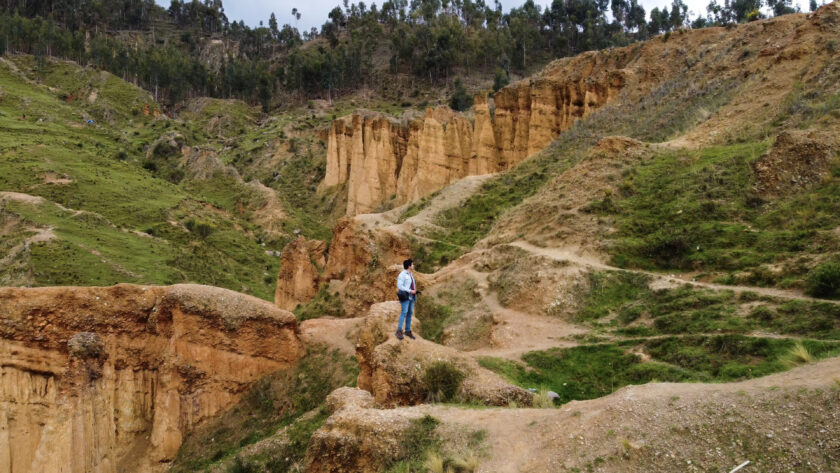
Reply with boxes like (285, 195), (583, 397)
(354, 174), (494, 235)
(510, 240), (835, 304)
(462, 268), (585, 360)
(0, 57), (40, 87)
(396, 175), (494, 232)
(407, 357), (840, 472)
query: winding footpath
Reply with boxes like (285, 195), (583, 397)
(509, 240), (837, 304)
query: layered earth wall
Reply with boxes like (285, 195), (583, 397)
(0, 284), (301, 473)
(324, 62), (626, 214)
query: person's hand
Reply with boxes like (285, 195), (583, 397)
(410, 290), (416, 294)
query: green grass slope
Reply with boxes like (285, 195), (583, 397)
(0, 57), (283, 299)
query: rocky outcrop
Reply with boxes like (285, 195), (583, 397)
(752, 130), (837, 196)
(324, 112), (408, 215)
(274, 236), (326, 310)
(355, 302), (533, 408)
(324, 64), (626, 215)
(273, 217), (414, 317)
(0, 284), (301, 473)
(179, 146), (240, 181)
(305, 387), (427, 473)
(324, 218), (409, 281)
(303, 302), (533, 473)
(325, 2), (840, 216)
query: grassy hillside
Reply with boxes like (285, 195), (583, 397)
(417, 20), (840, 294)
(0, 57), (288, 299)
(0, 54), (457, 297)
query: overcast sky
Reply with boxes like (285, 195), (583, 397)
(156, 0), (801, 33)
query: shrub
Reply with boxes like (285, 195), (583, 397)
(643, 229), (692, 268)
(424, 452), (445, 473)
(492, 67), (509, 92)
(195, 221), (215, 239)
(748, 305), (774, 322)
(449, 78), (474, 112)
(532, 388), (556, 408)
(152, 140), (178, 158)
(141, 159), (157, 172)
(423, 362), (465, 402)
(184, 219), (215, 239)
(227, 457), (258, 473)
(783, 342), (814, 367)
(805, 261), (840, 298)
(293, 284), (345, 321)
(415, 299), (454, 343)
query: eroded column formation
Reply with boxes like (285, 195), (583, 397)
(323, 67), (626, 215)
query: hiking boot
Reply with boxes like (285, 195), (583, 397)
(405, 331), (416, 340)
(395, 329), (404, 340)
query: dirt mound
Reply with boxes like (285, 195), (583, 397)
(481, 245), (588, 317)
(245, 180), (287, 237)
(307, 386), (491, 473)
(179, 146), (240, 181)
(299, 317), (364, 356)
(589, 135), (644, 156)
(356, 301), (533, 408)
(306, 387), (429, 473)
(752, 130), (837, 195)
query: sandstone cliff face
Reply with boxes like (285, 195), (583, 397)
(0, 284), (301, 473)
(274, 217), (414, 317)
(326, 2), (840, 217)
(325, 218), (412, 316)
(324, 60), (626, 215)
(274, 236), (326, 311)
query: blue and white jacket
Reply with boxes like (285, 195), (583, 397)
(397, 270), (416, 300)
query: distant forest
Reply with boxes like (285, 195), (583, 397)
(0, 0), (819, 109)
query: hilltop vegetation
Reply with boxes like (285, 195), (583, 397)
(1, 0), (826, 111)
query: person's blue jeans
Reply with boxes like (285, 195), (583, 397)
(398, 297), (415, 332)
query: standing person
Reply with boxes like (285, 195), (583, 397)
(396, 259), (417, 340)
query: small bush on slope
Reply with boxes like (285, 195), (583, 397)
(805, 260), (840, 299)
(294, 284), (346, 321)
(386, 416), (485, 473)
(424, 361), (466, 402)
